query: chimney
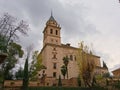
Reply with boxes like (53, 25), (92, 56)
(66, 43), (70, 46)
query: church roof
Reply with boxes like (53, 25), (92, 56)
(49, 15), (55, 21)
(48, 12), (56, 21)
(40, 43), (100, 58)
(112, 68), (120, 73)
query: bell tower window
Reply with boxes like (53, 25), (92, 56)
(43, 13), (61, 46)
(56, 40), (58, 43)
(56, 30), (58, 35)
(50, 29), (53, 34)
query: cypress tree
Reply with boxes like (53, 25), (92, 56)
(22, 56), (29, 90)
(58, 75), (62, 86)
(103, 61), (108, 69)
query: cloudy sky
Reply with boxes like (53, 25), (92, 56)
(0, 0), (120, 71)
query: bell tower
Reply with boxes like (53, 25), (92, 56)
(43, 13), (61, 46)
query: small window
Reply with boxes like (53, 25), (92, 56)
(70, 55), (73, 60)
(50, 29), (53, 34)
(56, 30), (58, 35)
(53, 63), (57, 69)
(53, 48), (56, 51)
(43, 70), (45, 73)
(53, 72), (56, 78)
(47, 83), (49, 86)
(74, 56), (76, 61)
(53, 54), (57, 59)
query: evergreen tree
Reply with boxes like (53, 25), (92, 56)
(22, 56), (29, 90)
(15, 67), (24, 80)
(103, 61), (108, 69)
(63, 56), (69, 79)
(77, 75), (81, 87)
(58, 75), (62, 86)
(61, 65), (67, 79)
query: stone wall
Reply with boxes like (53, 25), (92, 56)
(4, 77), (78, 89)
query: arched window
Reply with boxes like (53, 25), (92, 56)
(53, 54), (57, 59)
(70, 55), (73, 60)
(56, 30), (58, 35)
(74, 56), (76, 61)
(56, 40), (58, 43)
(50, 29), (53, 34)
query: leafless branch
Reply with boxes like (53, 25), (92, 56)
(0, 13), (29, 44)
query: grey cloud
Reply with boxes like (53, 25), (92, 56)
(0, 0), (119, 70)
(0, 0), (101, 53)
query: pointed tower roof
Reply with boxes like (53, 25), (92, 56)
(48, 11), (56, 21)
(46, 11), (59, 27)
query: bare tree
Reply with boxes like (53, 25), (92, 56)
(0, 13), (29, 45)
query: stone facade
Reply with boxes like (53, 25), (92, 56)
(95, 66), (108, 76)
(112, 68), (120, 78)
(38, 14), (105, 80)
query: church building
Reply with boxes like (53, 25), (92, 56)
(38, 13), (107, 81)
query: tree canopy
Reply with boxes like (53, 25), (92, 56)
(61, 65), (67, 79)
(62, 56), (69, 79)
(77, 42), (95, 87)
(29, 51), (46, 80)
(0, 13), (29, 81)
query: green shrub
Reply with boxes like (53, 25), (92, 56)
(113, 81), (120, 89)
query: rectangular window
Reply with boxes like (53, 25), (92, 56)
(53, 63), (57, 69)
(53, 72), (56, 78)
